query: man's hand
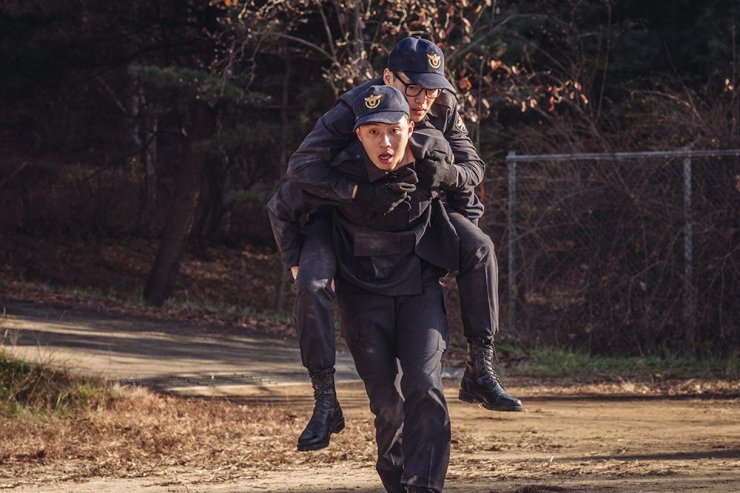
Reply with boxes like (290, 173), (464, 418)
(355, 180), (416, 214)
(388, 165), (419, 186)
(382, 167), (418, 211)
(416, 150), (458, 190)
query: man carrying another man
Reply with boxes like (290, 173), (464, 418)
(282, 36), (523, 454)
(269, 84), (458, 493)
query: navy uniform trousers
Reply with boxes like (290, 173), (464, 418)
(336, 264), (451, 493)
(294, 211), (499, 373)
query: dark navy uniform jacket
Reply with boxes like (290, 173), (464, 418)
(286, 77), (484, 221)
(267, 128), (460, 296)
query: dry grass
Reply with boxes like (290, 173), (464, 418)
(1, 376), (738, 491)
(0, 384), (376, 486)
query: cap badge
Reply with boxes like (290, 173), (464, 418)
(364, 94), (382, 109)
(427, 52), (442, 69)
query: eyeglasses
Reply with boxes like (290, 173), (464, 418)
(393, 72), (442, 99)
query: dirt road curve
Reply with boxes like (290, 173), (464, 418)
(1, 300), (739, 492)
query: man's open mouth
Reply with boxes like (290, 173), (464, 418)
(378, 153), (393, 164)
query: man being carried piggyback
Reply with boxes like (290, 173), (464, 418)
(283, 37), (523, 454)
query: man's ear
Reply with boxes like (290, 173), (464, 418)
(408, 119), (415, 134)
(382, 68), (393, 86)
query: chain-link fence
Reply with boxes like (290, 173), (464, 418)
(503, 149), (740, 355)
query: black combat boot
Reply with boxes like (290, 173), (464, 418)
(459, 337), (523, 412)
(297, 368), (345, 451)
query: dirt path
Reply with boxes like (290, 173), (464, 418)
(0, 299), (359, 390)
(1, 300), (739, 492)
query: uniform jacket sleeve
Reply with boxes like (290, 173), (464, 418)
(428, 92), (486, 191)
(286, 100), (358, 202)
(410, 124), (485, 222)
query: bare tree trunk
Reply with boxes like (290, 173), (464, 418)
(143, 104), (215, 307)
(129, 78), (159, 234)
(142, 113), (158, 215)
(191, 156), (224, 260)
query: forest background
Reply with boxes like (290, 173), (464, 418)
(0, 0), (738, 358)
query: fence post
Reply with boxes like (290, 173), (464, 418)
(506, 152), (518, 337)
(682, 155), (696, 353)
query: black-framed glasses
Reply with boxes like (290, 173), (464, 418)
(393, 72), (442, 99)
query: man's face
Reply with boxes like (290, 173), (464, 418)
(355, 117), (414, 171)
(384, 69), (440, 123)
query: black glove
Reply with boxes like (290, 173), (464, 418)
(388, 165), (419, 186)
(416, 150), (458, 190)
(380, 166), (419, 212)
(355, 180), (417, 214)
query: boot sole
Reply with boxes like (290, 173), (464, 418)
(296, 418), (346, 452)
(459, 390), (524, 412)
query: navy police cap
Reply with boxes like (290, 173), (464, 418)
(352, 85), (410, 131)
(388, 37), (455, 93)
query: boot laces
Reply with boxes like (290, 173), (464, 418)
(310, 368), (336, 406)
(473, 338), (503, 386)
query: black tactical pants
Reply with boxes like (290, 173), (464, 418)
(447, 211), (499, 337)
(293, 214), (337, 372)
(336, 266), (451, 493)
